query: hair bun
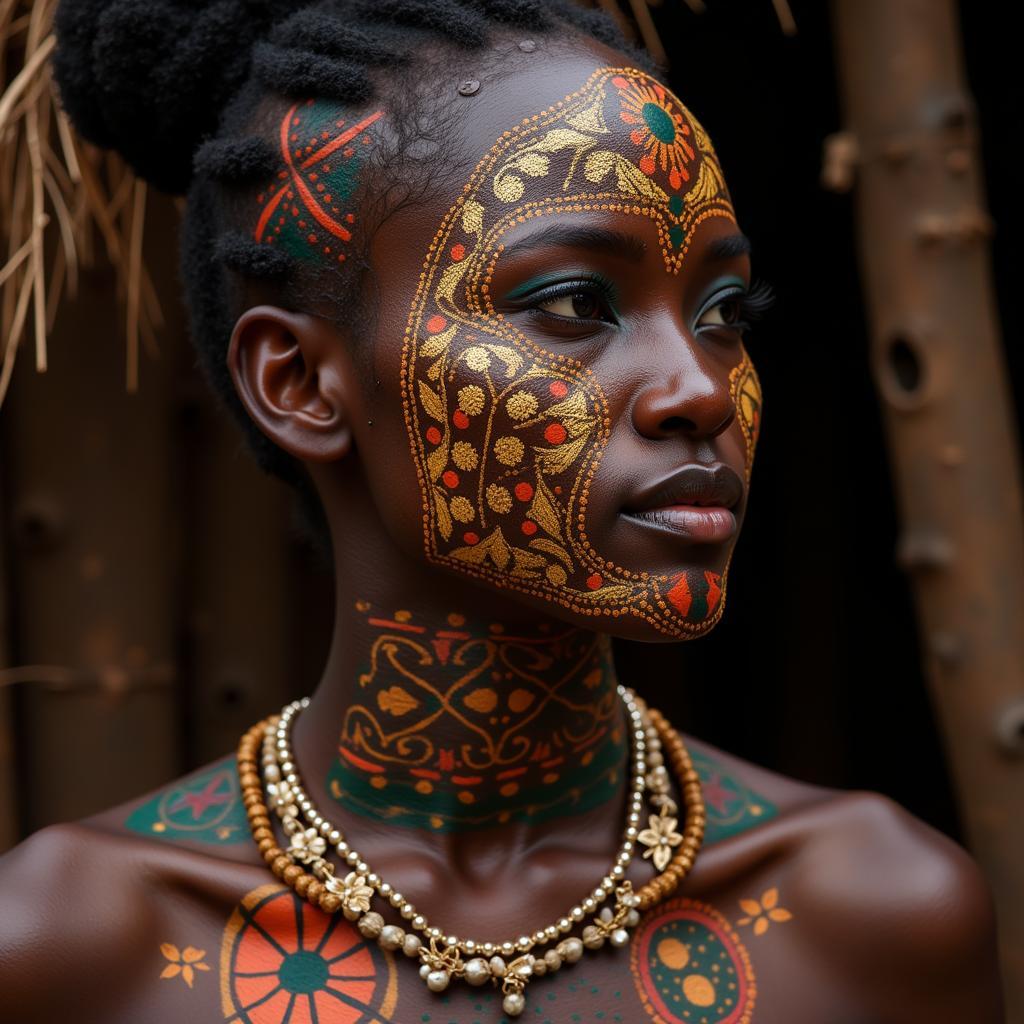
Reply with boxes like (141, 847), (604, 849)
(54, 0), (276, 194)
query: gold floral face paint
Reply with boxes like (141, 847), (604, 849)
(401, 67), (761, 638)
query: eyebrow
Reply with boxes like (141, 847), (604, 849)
(501, 225), (648, 263)
(705, 233), (753, 261)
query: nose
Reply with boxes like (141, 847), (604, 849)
(630, 335), (736, 442)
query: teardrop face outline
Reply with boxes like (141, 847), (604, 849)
(400, 66), (745, 639)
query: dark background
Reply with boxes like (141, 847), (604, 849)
(614, 0), (1021, 844)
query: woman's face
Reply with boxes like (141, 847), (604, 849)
(354, 37), (761, 642)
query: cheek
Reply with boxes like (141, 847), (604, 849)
(728, 349), (762, 482)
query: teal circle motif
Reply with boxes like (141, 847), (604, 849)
(642, 101), (676, 144)
(279, 950), (329, 994)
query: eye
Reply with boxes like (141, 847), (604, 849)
(696, 292), (745, 330)
(537, 288), (612, 322)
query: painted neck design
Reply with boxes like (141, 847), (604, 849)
(325, 608), (626, 832)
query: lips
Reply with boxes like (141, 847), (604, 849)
(622, 463), (745, 543)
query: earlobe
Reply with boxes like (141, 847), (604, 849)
(227, 305), (354, 463)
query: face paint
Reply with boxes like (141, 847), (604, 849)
(124, 758), (248, 845)
(691, 751), (778, 844)
(401, 68), (754, 639)
(327, 606), (624, 831)
(631, 898), (757, 1024)
(220, 885), (399, 1023)
(735, 886), (793, 937)
(253, 100), (384, 264)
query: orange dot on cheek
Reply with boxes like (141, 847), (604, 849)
(544, 423), (567, 445)
(586, 573), (603, 590)
(549, 381), (568, 398)
(451, 243), (466, 261)
(463, 532), (479, 545)
(426, 315), (448, 334)
(639, 154), (656, 175)
(521, 520), (538, 536)
(442, 470), (460, 488)
(453, 410), (470, 429)
(514, 483), (534, 502)
(426, 426), (442, 445)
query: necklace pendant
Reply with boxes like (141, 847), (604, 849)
(638, 808), (684, 872)
(500, 953), (535, 1017)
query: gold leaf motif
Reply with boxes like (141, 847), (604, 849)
(545, 563), (567, 585)
(464, 688), (498, 713)
(528, 537), (574, 568)
(462, 199), (484, 236)
(565, 98), (608, 134)
(533, 432), (588, 475)
(420, 323), (457, 358)
(427, 444), (449, 483)
(518, 152), (550, 177)
(432, 487), (452, 540)
(527, 480), (562, 540)
(450, 496), (475, 523)
(450, 528), (511, 569)
(511, 547), (547, 578)
(427, 356), (444, 380)
(378, 686), (420, 716)
(583, 149), (617, 184)
(418, 379), (445, 422)
(739, 899), (762, 916)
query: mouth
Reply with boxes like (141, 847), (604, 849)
(622, 463), (745, 544)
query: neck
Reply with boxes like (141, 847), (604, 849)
(293, 582), (626, 834)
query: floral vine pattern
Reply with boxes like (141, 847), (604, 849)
(329, 608), (624, 830)
(401, 67), (741, 639)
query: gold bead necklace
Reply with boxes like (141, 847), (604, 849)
(236, 686), (704, 1017)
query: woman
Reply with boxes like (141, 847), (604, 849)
(0, 1), (1004, 1021)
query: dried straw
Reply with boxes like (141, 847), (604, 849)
(0, 0), (162, 407)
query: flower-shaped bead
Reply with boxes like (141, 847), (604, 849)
(637, 810), (683, 871)
(325, 870), (374, 919)
(288, 826), (327, 864)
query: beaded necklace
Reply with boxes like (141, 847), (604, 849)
(236, 687), (704, 1017)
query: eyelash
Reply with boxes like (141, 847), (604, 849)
(523, 276), (776, 333)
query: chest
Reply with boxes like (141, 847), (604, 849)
(106, 879), (863, 1024)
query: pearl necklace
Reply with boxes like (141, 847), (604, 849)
(236, 687), (705, 1018)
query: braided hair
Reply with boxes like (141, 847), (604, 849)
(52, 0), (642, 520)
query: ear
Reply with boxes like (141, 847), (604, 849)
(227, 305), (354, 463)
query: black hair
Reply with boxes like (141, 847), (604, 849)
(52, 0), (641, 538)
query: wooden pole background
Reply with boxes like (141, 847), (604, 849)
(831, 0), (1024, 1014)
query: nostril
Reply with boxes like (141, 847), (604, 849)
(659, 415), (689, 433)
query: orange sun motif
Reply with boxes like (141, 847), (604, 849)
(612, 75), (696, 191)
(220, 885), (397, 1023)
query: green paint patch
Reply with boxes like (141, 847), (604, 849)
(328, 728), (625, 833)
(124, 757), (248, 845)
(642, 101), (677, 143)
(691, 751), (778, 844)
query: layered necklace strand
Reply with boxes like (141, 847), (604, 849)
(236, 686), (705, 1018)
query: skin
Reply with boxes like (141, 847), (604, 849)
(0, 30), (1004, 1024)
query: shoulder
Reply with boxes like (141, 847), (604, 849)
(0, 756), (266, 1022)
(0, 820), (164, 1021)
(679, 738), (1003, 1020)
(787, 790), (1003, 1021)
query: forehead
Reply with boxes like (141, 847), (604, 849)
(373, 41), (734, 277)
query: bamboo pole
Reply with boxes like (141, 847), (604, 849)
(830, 0), (1024, 1014)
